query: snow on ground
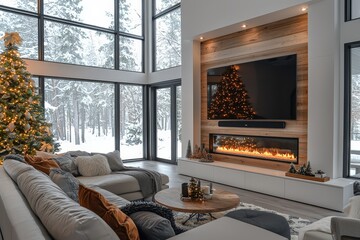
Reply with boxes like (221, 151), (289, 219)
(57, 128), (181, 160)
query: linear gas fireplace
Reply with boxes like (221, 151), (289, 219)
(209, 134), (298, 164)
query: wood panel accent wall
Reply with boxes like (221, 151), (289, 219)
(200, 14), (308, 171)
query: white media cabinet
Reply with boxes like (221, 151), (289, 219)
(177, 158), (354, 211)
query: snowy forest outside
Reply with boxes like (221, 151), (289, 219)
(0, 0), (181, 71)
(0, 0), (182, 159)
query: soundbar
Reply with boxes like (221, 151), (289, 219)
(218, 120), (286, 129)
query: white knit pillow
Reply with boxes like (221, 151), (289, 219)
(75, 154), (111, 177)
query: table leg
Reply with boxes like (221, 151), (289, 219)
(182, 213), (217, 225)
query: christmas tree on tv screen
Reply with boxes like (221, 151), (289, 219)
(0, 32), (58, 162)
(208, 65), (256, 119)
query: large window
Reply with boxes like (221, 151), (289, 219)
(0, 1), (144, 72)
(0, 10), (38, 58)
(120, 85), (144, 159)
(344, 42), (360, 177)
(156, 87), (172, 159)
(44, 78), (116, 153)
(43, 78), (145, 157)
(152, 81), (181, 163)
(153, 0), (181, 71)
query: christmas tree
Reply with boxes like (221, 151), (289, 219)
(0, 32), (58, 162)
(208, 65), (256, 119)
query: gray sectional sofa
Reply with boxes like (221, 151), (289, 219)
(0, 155), (288, 240)
(0, 155), (169, 240)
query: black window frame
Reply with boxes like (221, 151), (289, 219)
(152, 0), (181, 72)
(37, 76), (147, 162)
(150, 79), (181, 164)
(344, 41), (360, 178)
(0, 1), (145, 72)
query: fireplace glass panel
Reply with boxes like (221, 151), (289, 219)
(210, 134), (298, 163)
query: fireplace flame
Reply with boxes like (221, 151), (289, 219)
(215, 146), (296, 162)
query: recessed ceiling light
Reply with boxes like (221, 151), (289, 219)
(241, 24), (247, 28)
(301, 7), (307, 12)
(200, 36), (204, 40)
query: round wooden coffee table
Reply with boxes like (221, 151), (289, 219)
(154, 187), (240, 224)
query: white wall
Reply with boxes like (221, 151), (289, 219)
(180, 0), (351, 178)
(308, 0), (340, 178)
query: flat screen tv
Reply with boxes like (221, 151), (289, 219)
(207, 54), (297, 120)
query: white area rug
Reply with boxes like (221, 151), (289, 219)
(173, 202), (312, 240)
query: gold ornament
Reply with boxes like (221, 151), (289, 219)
(24, 111), (31, 120)
(7, 122), (15, 132)
(0, 32), (23, 47)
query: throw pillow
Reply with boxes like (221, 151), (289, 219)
(24, 155), (60, 175)
(121, 201), (184, 235)
(92, 150), (125, 171)
(130, 211), (175, 240)
(52, 152), (79, 176)
(75, 154), (111, 177)
(67, 150), (91, 157)
(35, 150), (63, 159)
(78, 185), (140, 240)
(50, 168), (80, 202)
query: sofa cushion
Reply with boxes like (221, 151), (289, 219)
(4, 154), (26, 162)
(77, 173), (142, 195)
(3, 159), (33, 182)
(0, 166), (52, 240)
(75, 154), (111, 177)
(79, 185), (140, 240)
(92, 150), (125, 171)
(49, 168), (80, 202)
(17, 166), (120, 240)
(225, 209), (290, 239)
(130, 211), (175, 240)
(51, 152), (79, 176)
(24, 155), (60, 175)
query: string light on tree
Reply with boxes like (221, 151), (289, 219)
(208, 65), (256, 119)
(0, 32), (58, 163)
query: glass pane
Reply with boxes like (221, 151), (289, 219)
(44, 20), (114, 68)
(119, 36), (142, 72)
(120, 85), (143, 159)
(350, 47), (360, 176)
(351, 0), (360, 20)
(155, 0), (180, 15)
(0, 0), (37, 12)
(119, 0), (142, 36)
(176, 86), (182, 158)
(32, 77), (39, 94)
(44, 0), (114, 29)
(156, 88), (171, 160)
(44, 78), (115, 153)
(0, 11), (38, 59)
(155, 8), (181, 71)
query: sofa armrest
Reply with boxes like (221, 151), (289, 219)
(331, 217), (360, 240)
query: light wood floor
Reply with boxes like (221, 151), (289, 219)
(125, 160), (344, 222)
